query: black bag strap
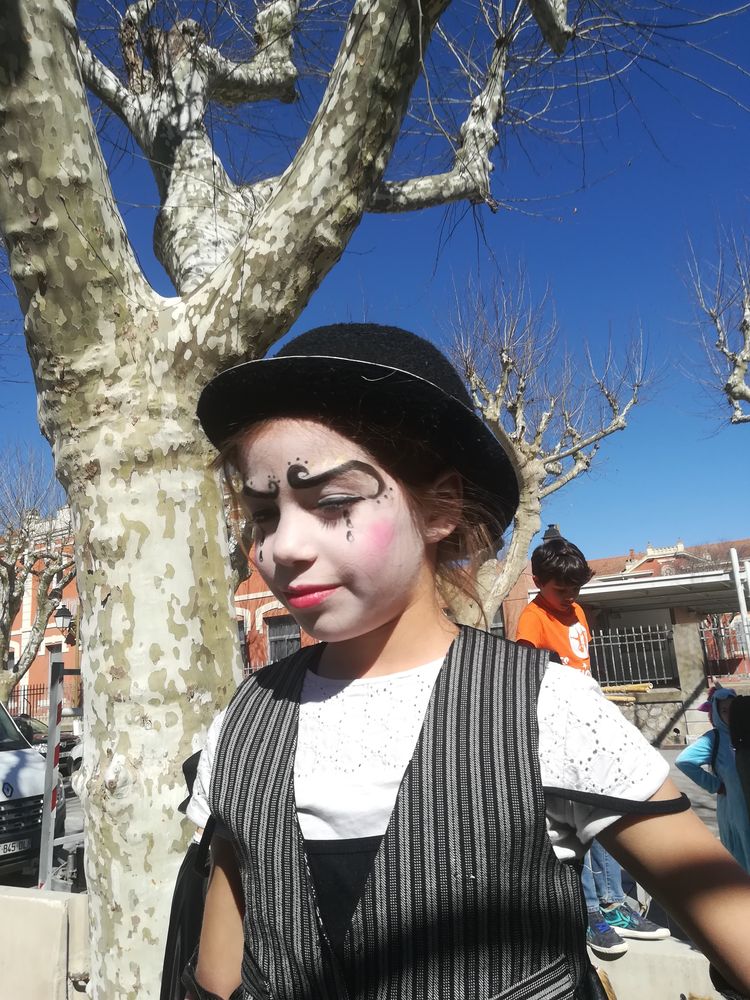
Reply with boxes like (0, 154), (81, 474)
(194, 816), (216, 877)
(544, 787), (691, 815)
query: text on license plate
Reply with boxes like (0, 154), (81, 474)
(1, 839), (32, 855)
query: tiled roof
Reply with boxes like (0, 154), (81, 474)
(588, 538), (750, 579)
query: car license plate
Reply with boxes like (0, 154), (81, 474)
(1, 838), (32, 856)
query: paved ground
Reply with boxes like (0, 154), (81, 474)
(662, 746), (718, 835)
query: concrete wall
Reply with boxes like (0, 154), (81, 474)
(615, 611), (712, 747)
(0, 887), (88, 999)
(603, 608), (672, 628)
(619, 700), (686, 746)
(598, 938), (722, 1000)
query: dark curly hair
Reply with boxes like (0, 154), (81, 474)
(530, 537), (593, 588)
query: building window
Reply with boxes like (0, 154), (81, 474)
(267, 616), (301, 663)
(237, 618), (250, 674)
(8, 650), (17, 674)
(490, 609), (505, 639)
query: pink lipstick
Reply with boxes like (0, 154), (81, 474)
(284, 585), (339, 609)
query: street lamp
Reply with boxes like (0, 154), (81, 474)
(54, 605), (72, 634)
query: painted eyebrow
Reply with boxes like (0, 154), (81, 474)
(242, 482), (280, 500)
(287, 461), (385, 497)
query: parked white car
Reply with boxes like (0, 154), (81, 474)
(0, 701), (65, 876)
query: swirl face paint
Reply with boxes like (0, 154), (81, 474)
(286, 461), (386, 543)
(237, 419), (432, 644)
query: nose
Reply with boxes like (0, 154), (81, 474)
(268, 507), (316, 567)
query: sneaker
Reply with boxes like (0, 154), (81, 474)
(586, 912), (629, 955)
(602, 902), (671, 940)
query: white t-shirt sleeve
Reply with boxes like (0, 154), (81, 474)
(538, 663), (670, 860)
(185, 708), (227, 833)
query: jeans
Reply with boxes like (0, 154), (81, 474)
(581, 840), (624, 912)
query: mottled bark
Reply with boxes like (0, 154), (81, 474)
(0, 4), (241, 996)
(0, 671), (19, 706)
(70, 455), (244, 996)
(79, 0), (303, 293)
(369, 36), (510, 212)
(526, 0), (573, 54)
(188, 0), (452, 361)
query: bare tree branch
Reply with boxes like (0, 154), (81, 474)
(120, 0), (154, 94)
(0, 447), (75, 698)
(450, 269), (648, 622)
(200, 0), (298, 105)
(369, 23), (513, 213)
(525, 0), (573, 55)
(189, 0), (451, 367)
(690, 232), (750, 425)
(79, 40), (141, 129)
(11, 552), (76, 684)
(0, 0), (151, 371)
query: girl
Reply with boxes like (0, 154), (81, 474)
(187, 324), (750, 1000)
(676, 688), (750, 873)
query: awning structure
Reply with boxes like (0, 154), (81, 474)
(570, 569), (743, 614)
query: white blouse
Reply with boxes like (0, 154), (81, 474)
(188, 659), (670, 861)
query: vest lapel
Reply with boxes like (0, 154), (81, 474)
(273, 648), (350, 994)
(216, 645), (349, 997)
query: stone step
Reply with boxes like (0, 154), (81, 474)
(591, 936), (722, 1000)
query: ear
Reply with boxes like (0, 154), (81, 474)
(423, 470), (463, 544)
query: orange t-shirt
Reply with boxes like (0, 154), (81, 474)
(515, 597), (592, 672)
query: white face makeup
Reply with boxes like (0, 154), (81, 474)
(237, 419), (435, 643)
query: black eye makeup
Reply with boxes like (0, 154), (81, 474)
(242, 458), (391, 548)
(248, 507), (278, 524)
(243, 480), (280, 500)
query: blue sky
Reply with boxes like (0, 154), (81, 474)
(2, 8), (749, 560)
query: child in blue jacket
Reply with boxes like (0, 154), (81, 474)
(677, 689), (750, 873)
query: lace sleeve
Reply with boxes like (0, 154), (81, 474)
(537, 663), (672, 846)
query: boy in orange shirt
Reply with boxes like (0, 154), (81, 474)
(517, 535), (670, 955)
(515, 541), (592, 672)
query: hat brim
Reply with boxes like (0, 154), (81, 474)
(198, 354), (519, 533)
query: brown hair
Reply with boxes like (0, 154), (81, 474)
(216, 413), (505, 623)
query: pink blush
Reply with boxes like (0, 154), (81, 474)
(364, 520), (396, 553)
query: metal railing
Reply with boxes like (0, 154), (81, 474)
(590, 625), (679, 688)
(700, 621), (749, 676)
(7, 682), (49, 719)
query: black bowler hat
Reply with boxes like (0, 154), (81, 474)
(197, 323), (519, 532)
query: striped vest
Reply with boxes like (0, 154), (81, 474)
(210, 627), (596, 999)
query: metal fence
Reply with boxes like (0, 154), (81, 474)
(7, 682), (49, 719)
(700, 620), (749, 677)
(589, 625), (679, 688)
